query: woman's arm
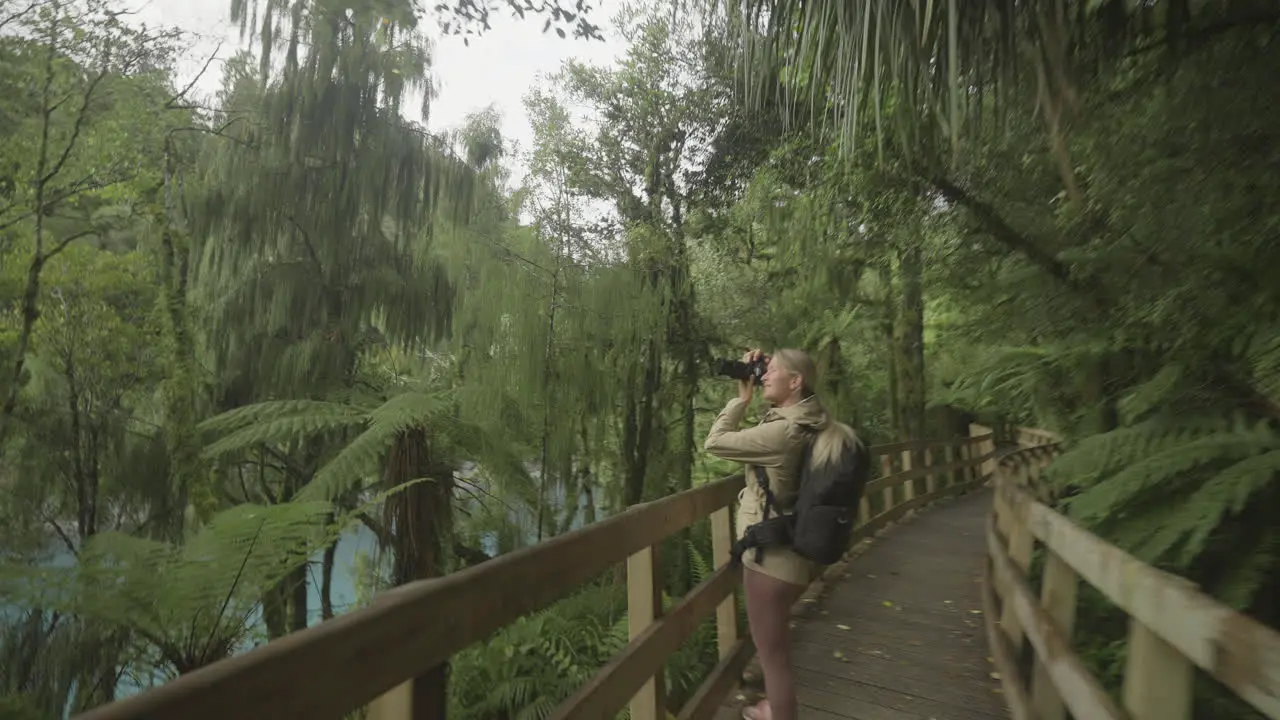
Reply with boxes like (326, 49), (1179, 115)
(703, 398), (790, 467)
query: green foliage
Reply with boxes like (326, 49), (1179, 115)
(448, 580), (629, 720)
(1, 500), (336, 676)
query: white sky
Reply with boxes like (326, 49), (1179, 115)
(124, 0), (630, 180)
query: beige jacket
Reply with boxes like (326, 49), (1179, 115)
(703, 395), (830, 512)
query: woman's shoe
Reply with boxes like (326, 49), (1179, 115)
(741, 699), (772, 720)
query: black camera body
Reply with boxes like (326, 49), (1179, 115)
(714, 357), (768, 384)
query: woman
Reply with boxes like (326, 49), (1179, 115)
(704, 347), (843, 720)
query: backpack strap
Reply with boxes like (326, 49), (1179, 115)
(752, 465), (775, 564)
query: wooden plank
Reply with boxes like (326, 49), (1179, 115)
(1000, 514), (1033, 652)
(985, 515), (1126, 720)
(709, 506), (737, 659)
(366, 682), (411, 720)
(862, 451), (992, 497)
(981, 555), (1030, 720)
(782, 490), (1007, 720)
(626, 545), (664, 720)
(996, 476), (1280, 719)
(1122, 619), (1192, 720)
(74, 475), (744, 720)
(900, 450), (915, 502)
(1030, 549), (1078, 720)
(869, 436), (986, 455)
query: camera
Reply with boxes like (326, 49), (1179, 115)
(713, 356), (768, 384)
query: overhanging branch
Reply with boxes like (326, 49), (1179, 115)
(930, 176), (1076, 288)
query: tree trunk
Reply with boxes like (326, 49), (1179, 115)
(817, 337), (848, 423)
(261, 583), (287, 640)
(320, 514), (337, 621)
(623, 342), (661, 506)
(287, 564), (308, 633)
(893, 242), (926, 446)
(384, 427), (454, 720)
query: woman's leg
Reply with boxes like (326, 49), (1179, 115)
(743, 565), (804, 720)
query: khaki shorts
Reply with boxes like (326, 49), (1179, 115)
(735, 488), (813, 587)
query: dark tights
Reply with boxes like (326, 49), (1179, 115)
(744, 566), (804, 720)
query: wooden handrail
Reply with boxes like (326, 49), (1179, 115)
(983, 434), (1280, 720)
(73, 432), (1000, 720)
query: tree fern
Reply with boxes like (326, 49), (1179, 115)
(1116, 363), (1185, 425)
(1046, 415), (1235, 491)
(685, 539), (712, 585)
(1, 501), (335, 675)
(1050, 415), (1280, 613)
(1063, 420), (1276, 524)
(197, 400), (367, 436)
(1213, 526), (1279, 612)
(200, 410), (367, 459)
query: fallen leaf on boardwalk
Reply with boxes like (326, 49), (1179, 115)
(735, 694), (746, 701)
(832, 650), (846, 661)
(836, 624), (851, 630)
(867, 574), (876, 578)
(986, 656), (994, 663)
(969, 609), (982, 614)
(990, 672), (1002, 680)
(882, 600), (894, 607)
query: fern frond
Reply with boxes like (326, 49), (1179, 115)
(197, 400), (369, 434)
(1066, 423), (1276, 524)
(1211, 526), (1279, 611)
(1048, 416), (1233, 491)
(201, 411), (365, 458)
(1123, 445), (1280, 569)
(685, 540), (711, 584)
(1116, 364), (1184, 424)
(298, 391), (450, 501)
(2, 501), (334, 659)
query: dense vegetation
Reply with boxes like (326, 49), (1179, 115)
(1, 0), (1277, 718)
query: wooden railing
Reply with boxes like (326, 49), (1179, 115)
(984, 430), (1280, 720)
(75, 430), (998, 720)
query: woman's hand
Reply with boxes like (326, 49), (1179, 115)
(738, 348), (763, 403)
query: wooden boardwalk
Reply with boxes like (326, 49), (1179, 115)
(717, 488), (1007, 720)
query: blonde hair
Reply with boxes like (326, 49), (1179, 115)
(772, 347), (861, 467)
(771, 348), (818, 399)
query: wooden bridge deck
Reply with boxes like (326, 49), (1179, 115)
(717, 488), (1007, 720)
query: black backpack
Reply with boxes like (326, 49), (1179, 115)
(730, 423), (872, 567)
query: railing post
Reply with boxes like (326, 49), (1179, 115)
(984, 435), (997, 477)
(1000, 502), (1033, 653)
(1030, 549), (1079, 720)
(900, 449), (915, 503)
(880, 454), (894, 511)
(1122, 620), (1193, 720)
(367, 682), (412, 720)
(627, 544), (664, 720)
(709, 505), (738, 659)
(924, 447), (936, 494)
